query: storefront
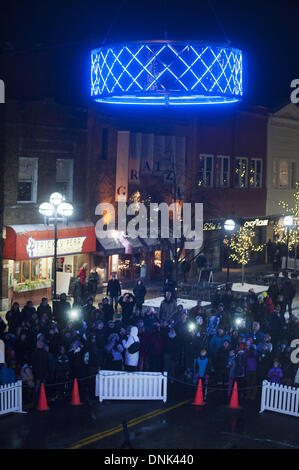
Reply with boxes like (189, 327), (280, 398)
(2, 222), (96, 308)
(94, 231), (167, 282)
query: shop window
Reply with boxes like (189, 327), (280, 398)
(13, 259), (49, 284)
(273, 160), (296, 189)
(154, 250), (162, 269)
(17, 158), (38, 203)
(198, 155), (213, 188)
(249, 158), (262, 188)
(216, 156), (230, 188)
(235, 158), (248, 188)
(56, 159), (73, 202)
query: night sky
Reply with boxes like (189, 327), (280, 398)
(0, 0), (298, 108)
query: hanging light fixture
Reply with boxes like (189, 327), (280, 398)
(90, 40), (243, 105)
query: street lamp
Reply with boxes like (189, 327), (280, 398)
(39, 193), (74, 299)
(224, 219), (236, 282)
(283, 215), (294, 271)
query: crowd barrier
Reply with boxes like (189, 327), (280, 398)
(260, 380), (299, 418)
(95, 370), (168, 403)
(0, 381), (25, 416)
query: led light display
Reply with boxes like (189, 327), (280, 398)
(91, 40), (243, 105)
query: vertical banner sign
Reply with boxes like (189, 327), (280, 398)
(164, 135), (176, 183)
(175, 137), (186, 199)
(140, 133), (154, 174)
(115, 131), (130, 202)
(153, 135), (165, 174)
(129, 133), (141, 184)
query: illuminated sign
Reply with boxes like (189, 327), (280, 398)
(91, 41), (243, 105)
(244, 219), (269, 228)
(203, 222), (222, 231)
(25, 236), (87, 258)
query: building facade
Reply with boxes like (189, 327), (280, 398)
(86, 103), (269, 281)
(265, 103), (299, 268)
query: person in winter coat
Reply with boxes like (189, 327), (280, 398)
(244, 346), (258, 401)
(68, 339), (87, 380)
(105, 333), (124, 370)
(146, 323), (164, 372)
(252, 295), (266, 326)
(193, 349), (209, 385)
(227, 350), (236, 396)
(257, 343), (273, 382)
(88, 269), (99, 297)
(268, 306), (285, 349)
(206, 311), (220, 338)
(72, 276), (83, 306)
(143, 307), (159, 332)
(37, 298), (52, 320)
(163, 278), (177, 299)
(159, 291), (177, 323)
(106, 274), (121, 310)
(122, 326), (140, 372)
(214, 339), (230, 385)
(102, 297), (115, 323)
(54, 293), (71, 328)
(78, 263), (88, 286)
(281, 278), (296, 320)
(21, 301), (36, 323)
(209, 328), (231, 360)
(163, 325), (180, 382)
(0, 362), (15, 385)
(6, 302), (22, 334)
(133, 279), (147, 311)
(31, 338), (49, 401)
(268, 359), (284, 384)
(118, 293), (136, 326)
(267, 280), (280, 306)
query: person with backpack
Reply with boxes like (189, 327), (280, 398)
(122, 326), (140, 372)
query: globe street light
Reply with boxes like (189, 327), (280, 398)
(224, 219), (236, 282)
(284, 215), (294, 271)
(39, 193), (74, 299)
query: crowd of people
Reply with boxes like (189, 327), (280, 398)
(0, 269), (299, 404)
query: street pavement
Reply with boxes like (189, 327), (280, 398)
(0, 382), (298, 449)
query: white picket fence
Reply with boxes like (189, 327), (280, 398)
(0, 381), (25, 415)
(95, 370), (168, 403)
(260, 380), (299, 418)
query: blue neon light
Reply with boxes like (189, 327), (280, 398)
(91, 41), (243, 105)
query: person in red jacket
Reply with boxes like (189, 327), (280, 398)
(265, 294), (274, 316)
(78, 263), (88, 286)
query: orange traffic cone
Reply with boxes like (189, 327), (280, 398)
(71, 378), (82, 406)
(37, 382), (50, 411)
(229, 381), (241, 409)
(192, 379), (206, 406)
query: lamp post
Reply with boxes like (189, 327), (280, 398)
(39, 193), (73, 299)
(283, 215), (294, 272)
(223, 219), (236, 282)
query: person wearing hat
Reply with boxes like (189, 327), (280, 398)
(82, 296), (96, 324)
(102, 297), (114, 323)
(122, 326), (140, 372)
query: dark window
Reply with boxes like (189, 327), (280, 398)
(17, 182), (32, 202)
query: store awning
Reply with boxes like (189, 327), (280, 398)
(3, 222), (96, 260)
(96, 237), (125, 255)
(119, 234), (145, 254)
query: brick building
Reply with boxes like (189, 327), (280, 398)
(0, 100), (96, 309)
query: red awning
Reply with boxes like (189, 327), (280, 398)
(3, 222), (96, 260)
